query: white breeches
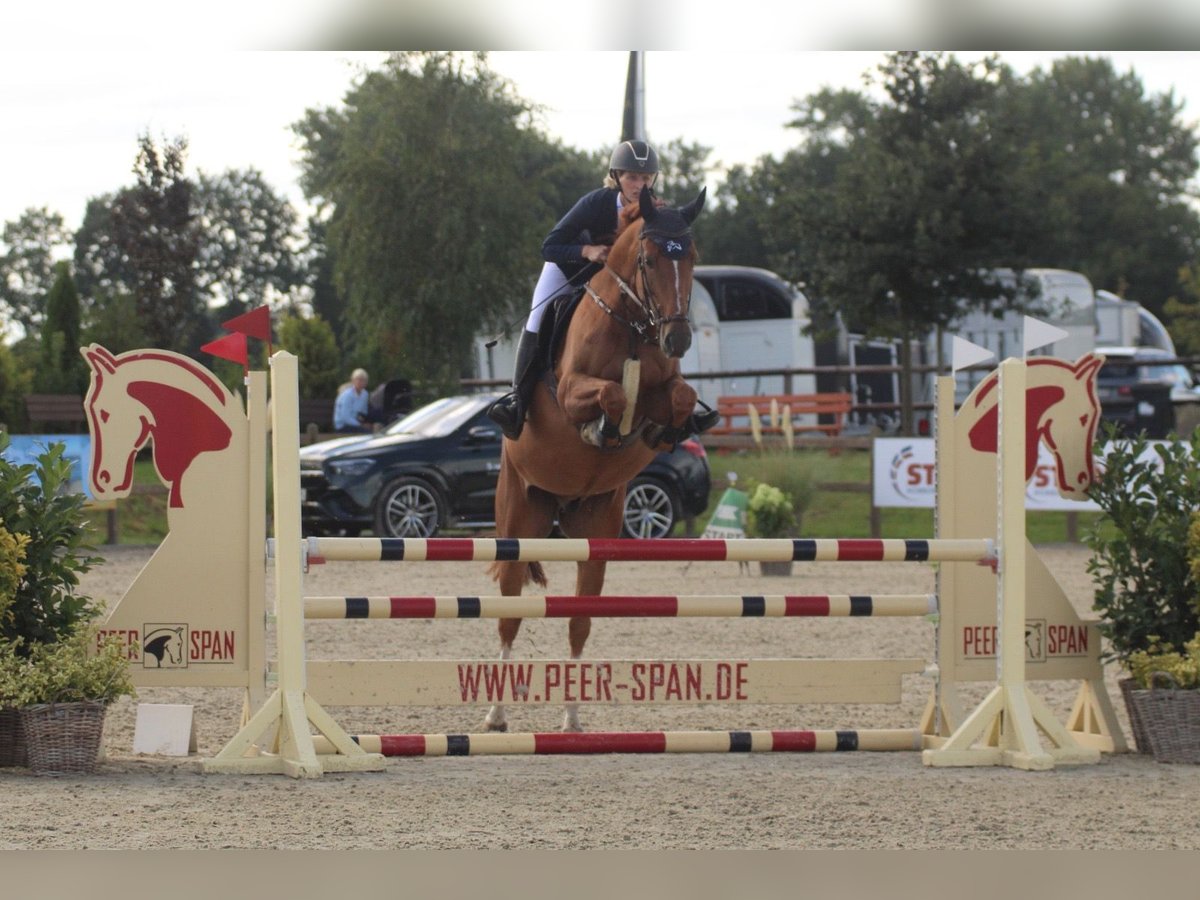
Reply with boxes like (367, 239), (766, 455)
(525, 262), (571, 334)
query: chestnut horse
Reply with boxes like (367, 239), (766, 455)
(486, 186), (706, 732)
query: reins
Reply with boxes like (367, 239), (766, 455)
(583, 223), (692, 351)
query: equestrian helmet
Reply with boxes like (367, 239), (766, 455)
(609, 140), (659, 176)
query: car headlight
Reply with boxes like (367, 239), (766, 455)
(326, 458), (375, 479)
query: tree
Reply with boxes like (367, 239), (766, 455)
(36, 262), (86, 393)
(1000, 56), (1200, 312)
(194, 168), (305, 319)
(774, 52), (1040, 432)
(0, 207), (70, 338)
(293, 52), (592, 388)
(79, 135), (203, 354)
(278, 312), (340, 400)
(80, 291), (147, 357)
(656, 139), (714, 207)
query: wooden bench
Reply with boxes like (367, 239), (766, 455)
(24, 394), (87, 432)
(710, 392), (853, 438)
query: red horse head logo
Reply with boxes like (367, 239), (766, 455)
(965, 354), (1104, 499)
(81, 345), (240, 508)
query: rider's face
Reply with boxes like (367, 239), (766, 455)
(617, 170), (655, 205)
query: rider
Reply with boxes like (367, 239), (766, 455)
(487, 139), (719, 441)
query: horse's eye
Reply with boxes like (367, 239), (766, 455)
(100, 409), (110, 423)
(1079, 413), (1088, 425)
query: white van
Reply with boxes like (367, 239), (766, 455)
(931, 268), (1097, 402)
(475, 265), (825, 412)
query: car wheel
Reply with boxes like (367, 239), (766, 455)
(373, 476), (445, 538)
(622, 477), (681, 539)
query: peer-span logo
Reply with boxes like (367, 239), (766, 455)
(142, 625), (186, 669)
(889, 444), (936, 501)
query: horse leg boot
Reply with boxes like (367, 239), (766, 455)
(487, 329), (541, 440)
(484, 617), (523, 732)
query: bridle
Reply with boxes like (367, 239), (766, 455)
(584, 222), (693, 348)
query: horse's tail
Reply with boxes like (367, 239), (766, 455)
(487, 560), (548, 587)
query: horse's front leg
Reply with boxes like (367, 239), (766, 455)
(562, 561), (603, 733)
(484, 567), (525, 733)
(558, 371), (627, 427)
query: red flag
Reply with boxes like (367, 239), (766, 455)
(201, 332), (248, 370)
(222, 306), (272, 342)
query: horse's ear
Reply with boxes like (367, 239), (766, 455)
(679, 187), (707, 225)
(81, 343), (118, 375)
(639, 185), (658, 223)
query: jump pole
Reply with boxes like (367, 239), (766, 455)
(303, 593), (939, 619)
(312, 729), (925, 757)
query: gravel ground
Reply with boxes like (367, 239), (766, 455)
(2, 542), (1198, 849)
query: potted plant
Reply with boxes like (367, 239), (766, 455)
(1084, 427), (1200, 755)
(0, 626), (135, 774)
(746, 482), (799, 575)
(0, 519), (30, 766)
(0, 434), (103, 766)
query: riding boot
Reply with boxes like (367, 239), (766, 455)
(656, 401), (720, 448)
(685, 400), (721, 436)
(487, 330), (541, 440)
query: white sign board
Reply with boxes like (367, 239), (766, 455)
(874, 438), (1100, 511)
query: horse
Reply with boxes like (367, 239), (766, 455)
(486, 186), (706, 732)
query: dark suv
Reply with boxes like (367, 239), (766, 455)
(1096, 346), (1200, 438)
(299, 393), (712, 539)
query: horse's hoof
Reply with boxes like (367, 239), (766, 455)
(580, 414), (621, 449)
(561, 724), (584, 734)
(484, 721), (509, 733)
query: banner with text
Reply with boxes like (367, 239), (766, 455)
(873, 437), (1101, 511)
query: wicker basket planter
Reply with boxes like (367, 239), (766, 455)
(1124, 674), (1200, 765)
(20, 701), (107, 775)
(0, 706), (27, 767)
(1118, 677), (1152, 753)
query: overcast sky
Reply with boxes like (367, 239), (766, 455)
(1, 50), (1198, 234)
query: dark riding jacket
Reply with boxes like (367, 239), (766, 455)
(541, 188), (621, 281)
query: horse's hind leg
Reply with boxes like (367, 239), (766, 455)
(485, 456), (556, 732)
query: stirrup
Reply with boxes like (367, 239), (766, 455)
(689, 401), (720, 435)
(579, 414), (621, 449)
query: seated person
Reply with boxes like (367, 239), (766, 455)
(334, 368), (374, 433)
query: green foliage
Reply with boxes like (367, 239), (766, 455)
(0, 434), (101, 648)
(37, 262), (85, 394)
(1163, 265), (1200, 357)
(75, 136), (204, 354)
(81, 291), (148, 355)
(746, 483), (798, 539)
(279, 312), (341, 400)
(1084, 427), (1200, 667)
(0, 339), (31, 431)
(739, 450), (816, 520)
(194, 168), (305, 319)
(0, 206), (70, 337)
(0, 627), (135, 707)
(0, 519), (30, 626)
(1127, 633), (1200, 690)
(292, 52), (595, 386)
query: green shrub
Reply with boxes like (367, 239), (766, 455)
(1084, 427), (1200, 667)
(0, 434), (101, 649)
(746, 483), (798, 539)
(0, 627), (135, 707)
